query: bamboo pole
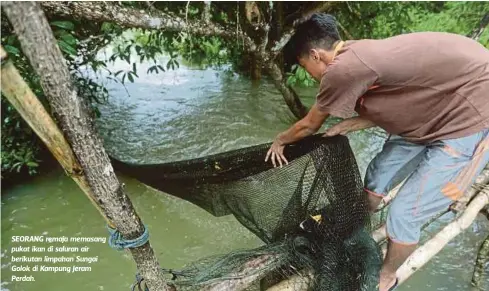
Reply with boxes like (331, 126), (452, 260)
(0, 46), (114, 228)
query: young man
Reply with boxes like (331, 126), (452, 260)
(265, 13), (489, 291)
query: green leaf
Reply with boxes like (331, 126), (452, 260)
(157, 65), (165, 72)
(122, 73), (126, 84)
(101, 22), (113, 33)
(114, 70), (124, 77)
(27, 162), (39, 167)
(286, 76), (296, 86)
(60, 33), (77, 46)
(4, 45), (20, 55)
(128, 72), (134, 83)
(51, 21), (75, 31)
(58, 40), (77, 56)
(132, 62), (136, 73)
(297, 68), (306, 81)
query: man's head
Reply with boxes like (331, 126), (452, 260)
(287, 13), (341, 81)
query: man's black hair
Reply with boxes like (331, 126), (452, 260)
(285, 13), (341, 63)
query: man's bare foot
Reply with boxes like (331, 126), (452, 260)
(379, 272), (397, 291)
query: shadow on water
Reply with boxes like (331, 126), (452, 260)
(1, 51), (488, 291)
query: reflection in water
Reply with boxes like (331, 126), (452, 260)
(1, 53), (488, 291)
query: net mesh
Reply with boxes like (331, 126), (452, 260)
(111, 135), (382, 291)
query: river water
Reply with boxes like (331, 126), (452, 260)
(1, 52), (488, 291)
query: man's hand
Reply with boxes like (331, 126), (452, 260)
(323, 117), (376, 137)
(265, 138), (289, 168)
(265, 103), (329, 168)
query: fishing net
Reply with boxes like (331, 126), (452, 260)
(111, 135), (382, 291)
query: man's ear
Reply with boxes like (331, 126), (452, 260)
(309, 49), (320, 63)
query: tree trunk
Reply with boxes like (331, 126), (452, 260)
(2, 2), (172, 290)
(274, 1), (285, 75)
(202, 1), (211, 24)
(264, 61), (308, 119)
(250, 53), (262, 80)
(471, 233), (489, 289)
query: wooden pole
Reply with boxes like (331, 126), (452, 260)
(2, 2), (172, 290)
(0, 46), (114, 228)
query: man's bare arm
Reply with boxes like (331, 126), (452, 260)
(276, 103), (330, 145)
(323, 116), (376, 136)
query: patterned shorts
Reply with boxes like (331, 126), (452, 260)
(364, 128), (489, 244)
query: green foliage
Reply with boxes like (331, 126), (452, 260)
(408, 2), (489, 47)
(1, 104), (41, 177)
(286, 65), (317, 88)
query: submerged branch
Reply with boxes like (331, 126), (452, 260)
(471, 233), (489, 288)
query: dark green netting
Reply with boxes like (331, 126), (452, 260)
(111, 135), (382, 291)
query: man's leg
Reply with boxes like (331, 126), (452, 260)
(379, 242), (416, 290)
(364, 135), (426, 212)
(380, 129), (489, 291)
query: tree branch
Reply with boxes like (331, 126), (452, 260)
(468, 12), (489, 41)
(269, 2), (337, 59)
(337, 21), (354, 40)
(264, 61), (308, 118)
(202, 1), (211, 23)
(40, 1), (256, 50)
(257, 2), (273, 53)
